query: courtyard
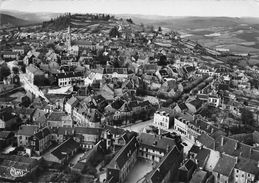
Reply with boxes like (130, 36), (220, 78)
(124, 159), (154, 183)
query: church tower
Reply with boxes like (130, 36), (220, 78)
(67, 25), (71, 49)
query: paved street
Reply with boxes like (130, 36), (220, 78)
(123, 119), (153, 133)
(20, 73), (49, 102)
(125, 160), (153, 183)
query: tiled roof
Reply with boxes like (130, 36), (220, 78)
(190, 170), (208, 183)
(33, 127), (51, 140)
(179, 159), (196, 171)
(57, 72), (83, 79)
(110, 99), (125, 110)
(235, 157), (259, 175)
(75, 127), (102, 135)
(213, 153), (236, 177)
(103, 125), (125, 135)
(47, 111), (66, 121)
(51, 138), (80, 160)
(107, 136), (138, 170)
(216, 136), (253, 158)
(26, 64), (44, 75)
(148, 147), (182, 183)
(197, 133), (215, 149)
(138, 133), (176, 152)
(195, 147), (210, 168)
(66, 96), (80, 107)
(17, 125), (38, 136)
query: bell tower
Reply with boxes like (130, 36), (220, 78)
(67, 25), (71, 48)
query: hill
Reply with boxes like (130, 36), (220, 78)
(0, 10), (61, 23)
(0, 13), (31, 27)
(42, 13), (117, 31)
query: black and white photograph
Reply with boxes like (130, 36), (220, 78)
(0, 0), (259, 182)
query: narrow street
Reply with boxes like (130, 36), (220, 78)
(19, 73), (49, 102)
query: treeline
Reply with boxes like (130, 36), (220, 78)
(42, 13), (71, 30)
(42, 13), (115, 30)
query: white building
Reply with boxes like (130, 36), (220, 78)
(153, 108), (174, 129)
(57, 72), (84, 87)
(208, 95), (221, 107)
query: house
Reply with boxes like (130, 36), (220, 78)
(16, 125), (39, 147)
(73, 107), (102, 128)
(190, 169), (210, 183)
(57, 72), (84, 87)
(208, 95), (221, 107)
(174, 114), (219, 142)
(106, 137), (138, 183)
(29, 127), (52, 155)
(12, 46), (25, 55)
(186, 99), (203, 114)
(102, 125), (127, 147)
(174, 114), (194, 138)
(138, 133), (180, 162)
(139, 64), (158, 75)
(212, 153), (237, 183)
(234, 157), (259, 183)
(65, 96), (80, 114)
(0, 155), (39, 181)
(47, 111), (73, 127)
(32, 109), (47, 123)
(143, 146), (183, 183)
(44, 138), (80, 165)
(2, 51), (18, 60)
(74, 40), (96, 49)
(178, 159), (197, 182)
(74, 127), (102, 149)
(215, 136), (255, 160)
(26, 64), (44, 84)
(153, 107), (174, 129)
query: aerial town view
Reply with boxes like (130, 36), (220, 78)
(1, 0), (259, 182)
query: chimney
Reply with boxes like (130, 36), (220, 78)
(221, 136), (224, 146)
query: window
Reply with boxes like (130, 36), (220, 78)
(247, 173), (250, 177)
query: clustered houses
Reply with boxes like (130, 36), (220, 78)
(57, 72), (84, 87)
(1, 12), (259, 183)
(106, 132), (184, 183)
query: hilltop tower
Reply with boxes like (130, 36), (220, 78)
(67, 25), (71, 49)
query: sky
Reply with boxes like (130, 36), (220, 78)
(1, 0), (259, 17)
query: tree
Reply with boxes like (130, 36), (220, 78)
(109, 26), (120, 38)
(241, 108), (255, 126)
(158, 55), (167, 66)
(126, 18), (134, 24)
(21, 96), (31, 108)
(0, 64), (11, 81)
(12, 67), (19, 75)
(158, 26), (162, 32)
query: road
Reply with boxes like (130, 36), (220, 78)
(123, 119), (153, 133)
(20, 73), (49, 103)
